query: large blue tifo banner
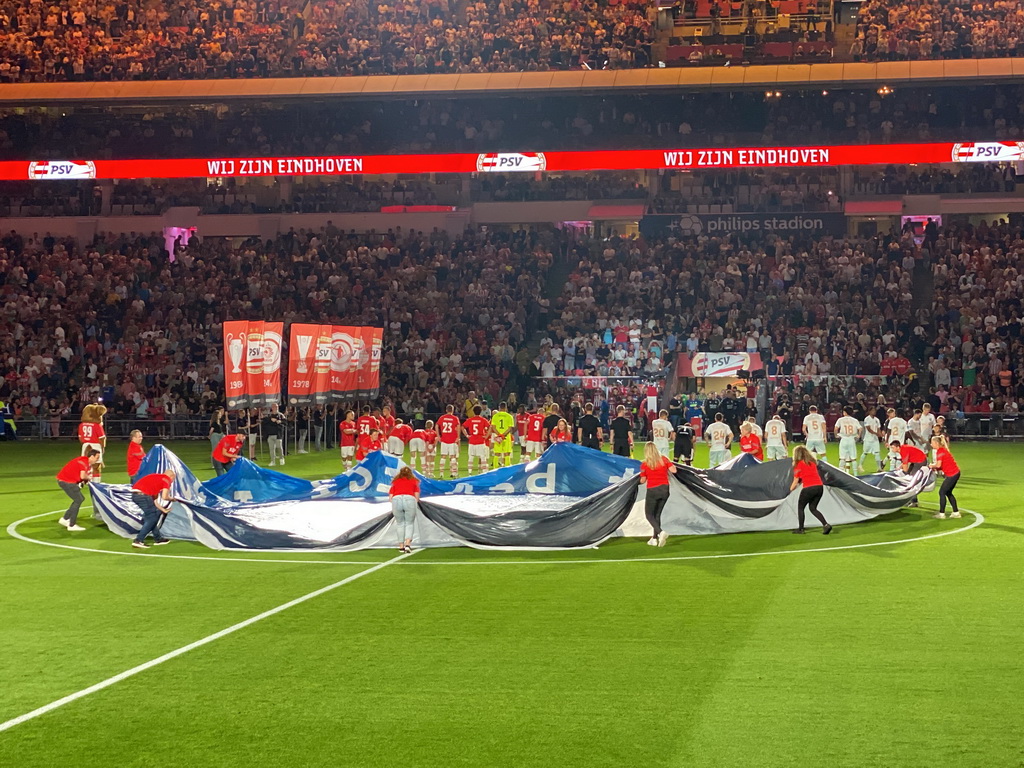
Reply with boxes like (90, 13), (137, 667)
(89, 444), (934, 552)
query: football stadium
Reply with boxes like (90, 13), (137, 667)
(1, 1), (1024, 764)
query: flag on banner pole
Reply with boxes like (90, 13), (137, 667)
(285, 324), (383, 402)
(223, 321), (283, 408)
(362, 326), (383, 398)
(260, 322), (284, 406)
(288, 323), (333, 405)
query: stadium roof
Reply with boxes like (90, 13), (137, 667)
(0, 59), (1018, 105)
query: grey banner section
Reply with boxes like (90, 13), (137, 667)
(418, 477), (641, 550)
(618, 460), (933, 537)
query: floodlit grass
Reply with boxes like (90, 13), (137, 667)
(1, 438), (1021, 767)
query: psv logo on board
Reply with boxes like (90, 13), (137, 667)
(28, 160), (97, 180)
(475, 153), (547, 173)
(951, 142), (1024, 163)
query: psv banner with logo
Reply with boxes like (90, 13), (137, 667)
(678, 353), (763, 379)
(288, 324), (383, 405)
(223, 321), (284, 408)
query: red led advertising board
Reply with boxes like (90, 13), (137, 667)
(6, 141), (1023, 181)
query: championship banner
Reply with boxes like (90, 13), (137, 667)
(678, 353), (763, 378)
(287, 323), (334, 406)
(286, 324), (384, 402)
(223, 320), (283, 408)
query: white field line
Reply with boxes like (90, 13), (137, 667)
(0, 551), (411, 734)
(7, 506), (984, 567)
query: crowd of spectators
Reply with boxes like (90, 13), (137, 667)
(650, 169), (842, 214)
(536, 220), (1023, 422)
(851, 164), (1018, 196)
(854, 0), (1024, 61)
(1, 161), (1019, 221)
(0, 215), (1021, 440)
(0, 0), (653, 83)
(4, 83), (1024, 163)
(0, 224), (556, 434)
(1, 0), (1023, 86)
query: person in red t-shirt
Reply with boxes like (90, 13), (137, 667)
(356, 407), (378, 440)
(436, 405), (462, 479)
(78, 402), (107, 480)
(56, 447), (101, 531)
(339, 410), (359, 468)
(131, 470), (176, 549)
(929, 436), (962, 520)
(639, 442), (678, 547)
(462, 405), (491, 475)
(389, 466), (420, 553)
(380, 405), (397, 436)
(387, 419), (413, 457)
(893, 442), (928, 474)
(421, 423), (438, 479)
(127, 430), (147, 483)
(526, 408), (546, 461)
(515, 406), (530, 461)
(410, 421), (436, 477)
(356, 428), (383, 462)
(738, 422), (764, 461)
(892, 440), (929, 507)
(789, 445), (832, 535)
(549, 418), (572, 444)
(212, 434), (246, 476)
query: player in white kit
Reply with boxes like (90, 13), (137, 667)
(834, 406), (863, 474)
(745, 415), (763, 439)
(919, 403), (937, 443)
(705, 413), (734, 467)
(802, 405), (827, 459)
(651, 410), (674, 459)
(764, 413), (789, 460)
(886, 408), (908, 470)
(860, 412), (884, 472)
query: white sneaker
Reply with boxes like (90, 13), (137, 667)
(269, 460), (277, 466)
(647, 537), (658, 546)
(932, 512), (946, 519)
(58, 517), (70, 528)
(658, 531), (669, 547)
(67, 524), (86, 532)
(949, 511), (962, 519)
(298, 450), (308, 454)
(279, 458), (285, 466)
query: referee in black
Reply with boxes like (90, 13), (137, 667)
(609, 405), (634, 457)
(674, 419), (696, 465)
(576, 402), (603, 450)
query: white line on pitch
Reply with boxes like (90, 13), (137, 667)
(6, 509), (383, 565)
(7, 506), (984, 567)
(0, 551), (411, 735)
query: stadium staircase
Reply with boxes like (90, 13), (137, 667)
(910, 254), (936, 366)
(522, 249), (576, 364)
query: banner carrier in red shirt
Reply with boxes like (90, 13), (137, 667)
(8, 141), (1023, 181)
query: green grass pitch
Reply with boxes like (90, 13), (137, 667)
(1, 439), (1022, 767)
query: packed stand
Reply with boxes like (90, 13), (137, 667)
(0, 225), (555, 436)
(5, 83), (1024, 162)
(853, 0), (1024, 61)
(546, 223), (1023, 428)
(0, 0), (653, 83)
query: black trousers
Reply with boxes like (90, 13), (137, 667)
(613, 441), (631, 457)
(582, 438), (600, 450)
(939, 472), (960, 515)
(797, 485), (828, 529)
(645, 484), (670, 536)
